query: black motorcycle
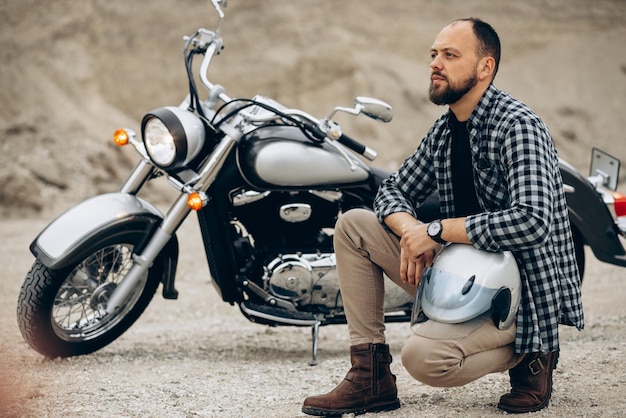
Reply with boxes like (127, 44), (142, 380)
(17, 0), (626, 365)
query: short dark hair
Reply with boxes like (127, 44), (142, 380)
(455, 18), (501, 78)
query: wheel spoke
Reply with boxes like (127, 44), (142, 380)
(50, 243), (147, 342)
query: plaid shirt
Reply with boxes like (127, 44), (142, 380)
(375, 84), (584, 354)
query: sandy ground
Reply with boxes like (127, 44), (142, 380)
(2, 0), (626, 417)
(1, 217), (625, 418)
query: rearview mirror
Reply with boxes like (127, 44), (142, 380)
(354, 97), (393, 123)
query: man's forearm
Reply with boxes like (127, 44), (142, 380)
(384, 212), (471, 245)
(384, 212), (421, 238)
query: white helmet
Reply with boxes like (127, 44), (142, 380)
(411, 244), (521, 330)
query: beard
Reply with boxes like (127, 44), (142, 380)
(429, 72), (478, 105)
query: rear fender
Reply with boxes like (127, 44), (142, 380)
(560, 160), (626, 267)
(30, 193), (180, 297)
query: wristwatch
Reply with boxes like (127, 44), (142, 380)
(427, 219), (447, 244)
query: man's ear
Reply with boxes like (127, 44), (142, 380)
(478, 56), (496, 81)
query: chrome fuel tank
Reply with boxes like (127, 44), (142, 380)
(237, 125), (371, 189)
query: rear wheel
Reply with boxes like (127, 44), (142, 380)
(17, 240), (161, 358)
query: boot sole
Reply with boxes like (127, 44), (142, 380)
(302, 398), (401, 416)
(497, 395), (551, 414)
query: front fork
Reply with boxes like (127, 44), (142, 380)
(106, 136), (237, 314)
(119, 159), (155, 195)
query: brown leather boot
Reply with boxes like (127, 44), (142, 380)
(302, 343), (400, 416)
(498, 350), (559, 413)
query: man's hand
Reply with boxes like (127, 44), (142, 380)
(399, 223), (438, 285)
(384, 213), (471, 286)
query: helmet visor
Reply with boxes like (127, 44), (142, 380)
(410, 266), (498, 327)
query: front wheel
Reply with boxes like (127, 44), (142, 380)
(17, 240), (162, 358)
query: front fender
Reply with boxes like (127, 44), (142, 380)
(31, 193), (166, 270)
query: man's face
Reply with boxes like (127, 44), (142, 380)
(428, 21), (480, 105)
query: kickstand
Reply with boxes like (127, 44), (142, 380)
(309, 319), (322, 366)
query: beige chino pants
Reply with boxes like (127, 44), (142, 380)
(334, 208), (522, 387)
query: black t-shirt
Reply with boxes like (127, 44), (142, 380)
(449, 112), (481, 217)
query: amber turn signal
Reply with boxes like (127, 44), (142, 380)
(187, 191), (207, 211)
(113, 128), (130, 146)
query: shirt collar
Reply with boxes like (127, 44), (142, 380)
(445, 83), (499, 132)
(467, 83), (499, 130)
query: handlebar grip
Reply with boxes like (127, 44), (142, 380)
(338, 134), (377, 161)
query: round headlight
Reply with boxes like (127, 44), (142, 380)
(144, 118), (176, 166)
(141, 107), (206, 170)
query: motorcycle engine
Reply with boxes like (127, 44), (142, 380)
(229, 189), (413, 313)
(265, 253), (342, 310)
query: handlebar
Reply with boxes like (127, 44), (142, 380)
(199, 83), (379, 166)
(234, 101), (378, 161)
(337, 134), (377, 161)
(298, 122), (376, 161)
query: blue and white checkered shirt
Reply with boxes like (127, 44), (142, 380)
(374, 84), (584, 354)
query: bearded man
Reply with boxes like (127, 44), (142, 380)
(302, 17), (583, 416)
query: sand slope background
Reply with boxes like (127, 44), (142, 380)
(1, 0), (625, 217)
(1, 1), (626, 417)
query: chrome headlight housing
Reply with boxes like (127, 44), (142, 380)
(141, 106), (206, 170)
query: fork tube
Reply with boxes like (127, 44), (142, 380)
(193, 134), (237, 190)
(120, 160), (155, 195)
(105, 136), (237, 314)
(105, 226), (174, 314)
(106, 192), (192, 315)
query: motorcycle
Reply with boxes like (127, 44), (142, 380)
(17, 0), (626, 366)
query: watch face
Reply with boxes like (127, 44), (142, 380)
(428, 221), (441, 236)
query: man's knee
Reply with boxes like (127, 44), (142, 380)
(335, 209), (379, 246)
(336, 208), (377, 232)
(400, 335), (463, 388)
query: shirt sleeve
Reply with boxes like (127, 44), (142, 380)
(374, 128), (438, 223)
(466, 117), (556, 252)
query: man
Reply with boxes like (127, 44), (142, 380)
(302, 18), (583, 416)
